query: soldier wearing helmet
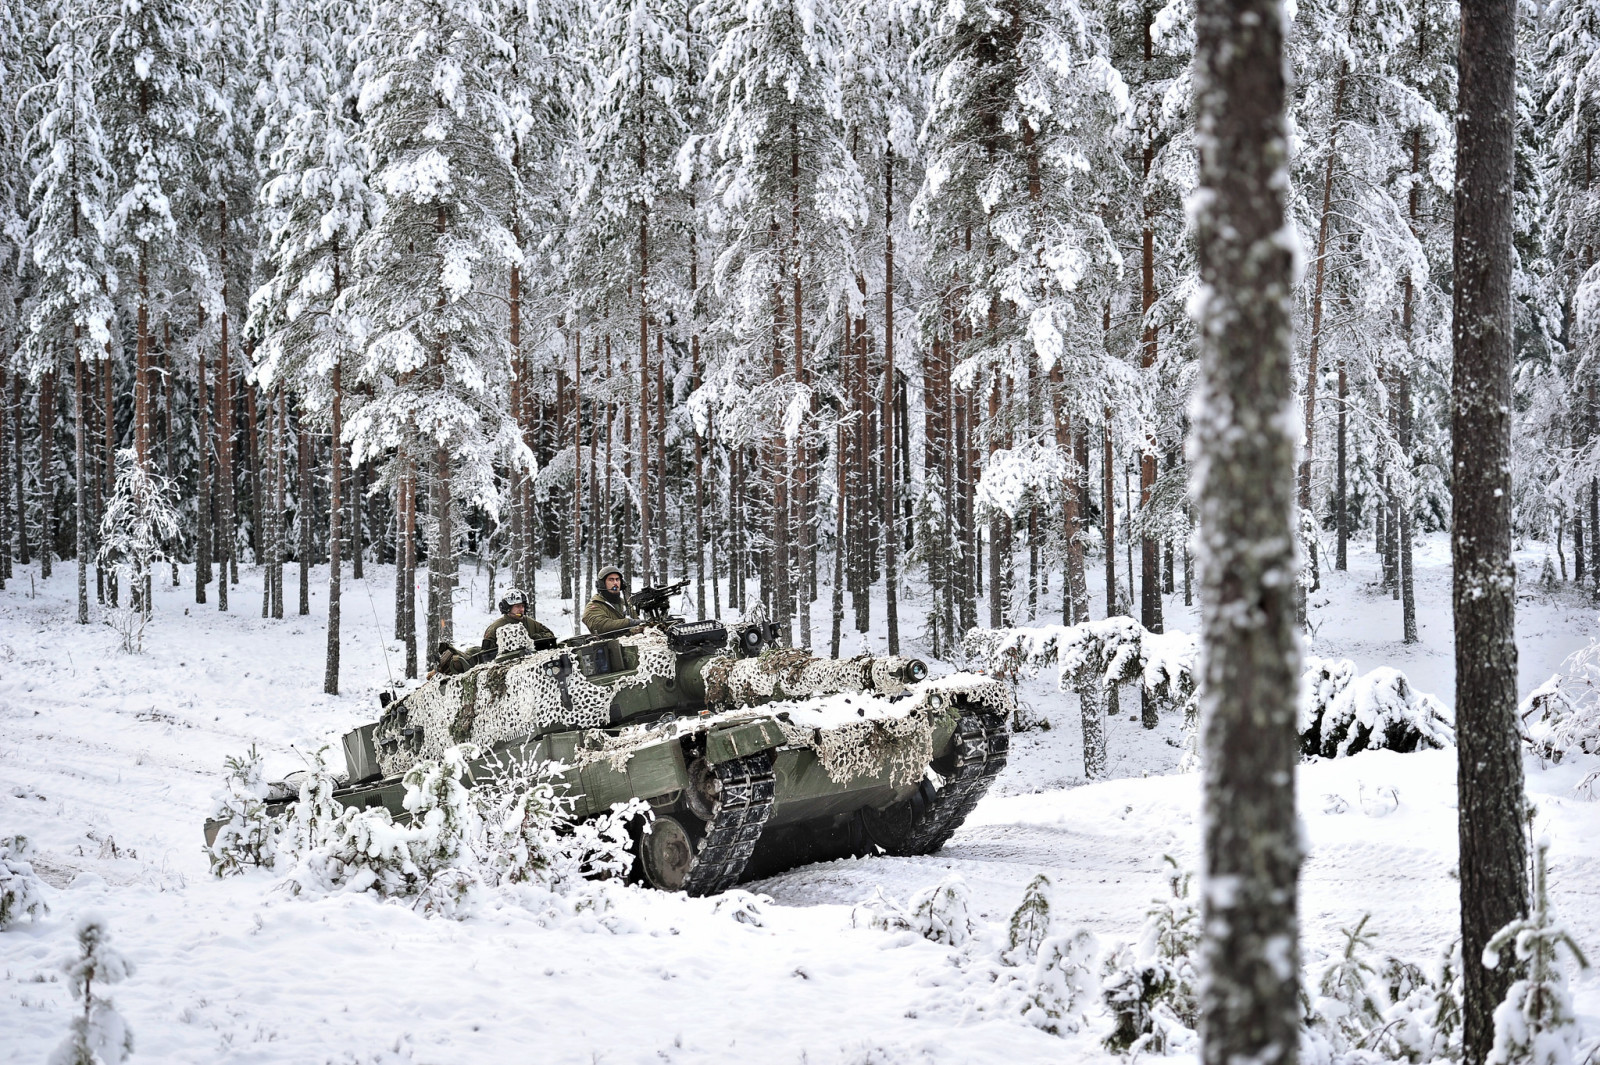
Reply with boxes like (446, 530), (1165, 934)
(482, 588), (555, 657)
(583, 565), (640, 634)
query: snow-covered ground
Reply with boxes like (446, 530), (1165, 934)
(2, 534), (1596, 1063)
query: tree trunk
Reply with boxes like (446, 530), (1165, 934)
(297, 404), (311, 615)
(1139, 83), (1162, 635)
(73, 345), (87, 622)
(40, 366), (55, 580)
(219, 198), (239, 607)
(1191, 2), (1303, 1063)
(324, 245), (344, 694)
(0, 360), (9, 589)
(1400, 129), (1420, 643)
(403, 453), (418, 678)
(1297, 18), (1353, 594)
(882, 145), (898, 653)
(1103, 405), (1116, 618)
(1335, 357), (1348, 570)
(1453, 0), (1529, 1056)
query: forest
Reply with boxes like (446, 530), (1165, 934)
(0, 0), (1591, 693)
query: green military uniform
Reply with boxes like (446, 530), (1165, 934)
(582, 591), (639, 635)
(482, 614), (555, 655)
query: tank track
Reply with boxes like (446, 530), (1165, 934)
(861, 707), (1010, 856)
(680, 749), (777, 896)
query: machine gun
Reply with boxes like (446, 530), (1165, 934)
(632, 579), (690, 620)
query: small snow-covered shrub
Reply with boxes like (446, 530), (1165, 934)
(1102, 858), (1200, 1054)
(1380, 941), (1463, 1063)
(474, 751), (645, 893)
(1299, 657), (1454, 758)
(1023, 929), (1100, 1035)
(1, 835), (50, 928)
(1521, 642), (1600, 784)
(852, 886), (915, 934)
(1006, 874), (1055, 965)
(908, 874), (974, 947)
(284, 746), (342, 859)
(50, 915), (134, 1065)
(1301, 915), (1464, 1063)
(1308, 914), (1385, 1050)
(207, 746), (278, 877)
(282, 746), (644, 918)
(98, 448), (179, 651)
(1484, 841), (1590, 1065)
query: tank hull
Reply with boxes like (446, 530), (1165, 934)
(211, 625), (1012, 893)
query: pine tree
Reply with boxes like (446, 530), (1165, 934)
(1454, 0), (1531, 1059)
(250, 0), (371, 693)
(1190, 0), (1302, 1061)
(23, 0), (117, 626)
(344, 0), (525, 659)
(50, 916), (135, 1065)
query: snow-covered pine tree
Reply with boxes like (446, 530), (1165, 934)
(206, 744), (279, 875)
(100, 0), (204, 510)
(248, 0), (372, 693)
(23, 0), (118, 627)
(98, 448), (180, 648)
(49, 915), (134, 1065)
(913, 0), (1129, 636)
(0, 834), (51, 928)
(702, 0), (853, 647)
(1006, 872), (1055, 965)
(1536, 0), (1600, 595)
(580, 0), (695, 594)
(906, 872), (973, 946)
(344, 0), (525, 659)
(1484, 841), (1591, 1065)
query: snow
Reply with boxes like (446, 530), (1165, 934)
(1, 532), (1597, 1062)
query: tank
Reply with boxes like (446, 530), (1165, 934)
(213, 587), (1013, 895)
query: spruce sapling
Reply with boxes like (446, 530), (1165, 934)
(207, 745), (279, 876)
(49, 915), (134, 1065)
(1006, 873), (1055, 965)
(907, 874), (974, 947)
(1484, 841), (1590, 1065)
(1101, 857), (1200, 1053)
(1, 834), (50, 928)
(1309, 913), (1386, 1051)
(1023, 929), (1100, 1035)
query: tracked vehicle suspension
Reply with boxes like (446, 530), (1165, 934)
(858, 708), (1009, 856)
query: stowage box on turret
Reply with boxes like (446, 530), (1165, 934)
(212, 591), (1013, 894)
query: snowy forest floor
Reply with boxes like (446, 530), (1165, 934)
(1, 532), (1597, 1064)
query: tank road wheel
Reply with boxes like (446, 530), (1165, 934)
(640, 815), (698, 891)
(858, 709), (1009, 857)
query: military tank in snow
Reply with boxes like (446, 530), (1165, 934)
(216, 586), (1013, 894)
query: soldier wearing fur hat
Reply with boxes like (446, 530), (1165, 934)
(583, 566), (640, 634)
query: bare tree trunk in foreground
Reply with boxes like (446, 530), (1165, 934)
(1452, 0), (1528, 1059)
(1191, 2), (1302, 1065)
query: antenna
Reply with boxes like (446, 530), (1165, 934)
(362, 574), (398, 692)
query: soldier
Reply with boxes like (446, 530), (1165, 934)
(482, 588), (555, 656)
(583, 565), (641, 635)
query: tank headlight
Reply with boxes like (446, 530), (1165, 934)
(927, 692), (945, 709)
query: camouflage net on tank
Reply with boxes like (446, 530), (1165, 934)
(614, 631), (676, 689)
(377, 632), (686, 777)
(709, 650), (920, 710)
(777, 713), (934, 789)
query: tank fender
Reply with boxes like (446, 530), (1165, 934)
(705, 718), (788, 764)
